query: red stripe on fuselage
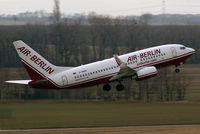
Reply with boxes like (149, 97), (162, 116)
(22, 51), (194, 89)
(63, 52), (194, 89)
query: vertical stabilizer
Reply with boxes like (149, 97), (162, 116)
(13, 40), (56, 80)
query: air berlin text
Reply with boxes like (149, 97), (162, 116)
(17, 47), (54, 74)
(127, 49), (161, 62)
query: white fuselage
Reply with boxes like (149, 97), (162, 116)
(49, 44), (195, 88)
(7, 41), (195, 89)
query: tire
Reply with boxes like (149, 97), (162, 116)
(116, 84), (124, 91)
(103, 84), (111, 91)
(175, 68), (180, 73)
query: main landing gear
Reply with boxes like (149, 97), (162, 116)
(116, 83), (124, 91)
(103, 84), (111, 91)
(103, 82), (125, 91)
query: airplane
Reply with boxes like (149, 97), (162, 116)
(6, 40), (195, 91)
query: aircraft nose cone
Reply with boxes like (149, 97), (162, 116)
(190, 48), (195, 53)
(189, 48), (195, 53)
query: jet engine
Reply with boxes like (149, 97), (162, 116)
(136, 66), (157, 81)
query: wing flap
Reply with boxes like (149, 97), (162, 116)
(109, 55), (136, 81)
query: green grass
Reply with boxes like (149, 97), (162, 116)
(0, 101), (200, 129)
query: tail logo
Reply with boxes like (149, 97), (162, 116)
(17, 47), (55, 74)
(17, 47), (31, 56)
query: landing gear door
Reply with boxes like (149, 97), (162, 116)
(170, 47), (177, 57)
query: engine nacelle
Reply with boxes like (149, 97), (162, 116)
(136, 66), (157, 81)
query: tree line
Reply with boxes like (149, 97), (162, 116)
(0, 15), (199, 101)
(0, 24), (199, 67)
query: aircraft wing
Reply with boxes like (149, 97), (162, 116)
(5, 80), (31, 85)
(109, 55), (136, 81)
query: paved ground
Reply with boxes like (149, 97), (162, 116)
(0, 125), (200, 134)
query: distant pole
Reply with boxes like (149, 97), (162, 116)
(53, 0), (61, 23)
(162, 0), (166, 23)
(162, 0), (166, 15)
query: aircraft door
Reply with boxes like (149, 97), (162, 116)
(170, 47), (177, 57)
(61, 75), (68, 86)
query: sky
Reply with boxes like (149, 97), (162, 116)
(0, 0), (200, 16)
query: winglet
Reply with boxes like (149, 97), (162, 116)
(113, 54), (125, 66)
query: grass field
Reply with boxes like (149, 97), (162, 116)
(0, 101), (200, 130)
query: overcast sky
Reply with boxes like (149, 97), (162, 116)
(1, 0), (200, 16)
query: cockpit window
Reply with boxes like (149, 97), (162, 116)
(180, 47), (186, 50)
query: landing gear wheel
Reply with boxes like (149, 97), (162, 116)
(116, 84), (124, 91)
(103, 84), (111, 91)
(175, 68), (180, 73)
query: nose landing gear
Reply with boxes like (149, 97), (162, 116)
(175, 68), (180, 73)
(175, 64), (180, 73)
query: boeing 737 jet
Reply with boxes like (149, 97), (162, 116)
(6, 40), (195, 91)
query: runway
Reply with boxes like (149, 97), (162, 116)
(0, 125), (200, 134)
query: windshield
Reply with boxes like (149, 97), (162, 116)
(180, 46), (186, 50)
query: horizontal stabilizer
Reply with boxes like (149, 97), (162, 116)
(5, 80), (31, 85)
